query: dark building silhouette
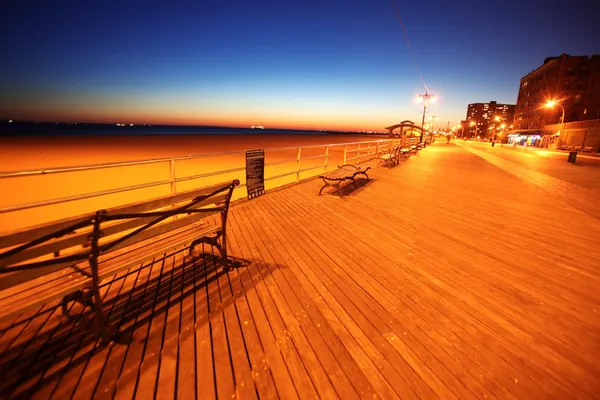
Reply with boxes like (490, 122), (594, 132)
(513, 53), (600, 131)
(464, 101), (515, 138)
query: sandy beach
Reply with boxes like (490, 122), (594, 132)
(0, 134), (391, 233)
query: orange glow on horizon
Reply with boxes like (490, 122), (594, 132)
(2, 93), (461, 132)
(5, 107), (394, 132)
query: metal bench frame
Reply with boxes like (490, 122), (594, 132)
(318, 164), (371, 196)
(377, 145), (402, 167)
(0, 180), (239, 343)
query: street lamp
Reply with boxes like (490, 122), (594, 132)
(545, 100), (565, 137)
(491, 115), (505, 141)
(456, 124), (463, 137)
(417, 91), (436, 143)
(430, 115), (439, 134)
(469, 121), (479, 138)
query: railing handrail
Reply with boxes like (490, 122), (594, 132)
(0, 137), (399, 217)
(0, 138), (391, 179)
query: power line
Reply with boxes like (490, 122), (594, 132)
(389, 0), (429, 93)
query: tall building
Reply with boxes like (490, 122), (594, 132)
(464, 101), (515, 138)
(513, 53), (600, 131)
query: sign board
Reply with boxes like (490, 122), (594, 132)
(245, 149), (265, 199)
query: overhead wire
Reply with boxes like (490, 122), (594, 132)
(389, 0), (429, 93)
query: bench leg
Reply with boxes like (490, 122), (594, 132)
(190, 234), (230, 271)
(90, 292), (111, 344)
(318, 184), (328, 196)
(319, 180), (341, 196)
(319, 177), (336, 195)
(336, 181), (345, 197)
(62, 288), (111, 344)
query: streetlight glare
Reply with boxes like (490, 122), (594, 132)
(546, 100), (557, 108)
(416, 96), (423, 102)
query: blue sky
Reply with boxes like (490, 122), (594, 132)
(1, 0), (598, 130)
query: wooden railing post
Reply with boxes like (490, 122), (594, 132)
(376, 142), (379, 159)
(169, 159), (178, 219)
(324, 145), (330, 171)
(296, 147), (302, 183)
(343, 144), (348, 164)
(169, 159), (177, 194)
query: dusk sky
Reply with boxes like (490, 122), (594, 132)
(1, 0), (598, 131)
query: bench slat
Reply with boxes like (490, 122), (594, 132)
(0, 179), (238, 328)
(0, 193), (228, 268)
(0, 212), (217, 291)
(103, 181), (232, 217)
(0, 181), (233, 248)
(98, 207), (220, 256)
(0, 254), (89, 291)
(97, 223), (218, 281)
(0, 222), (220, 323)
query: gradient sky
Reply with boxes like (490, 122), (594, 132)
(1, 0), (599, 131)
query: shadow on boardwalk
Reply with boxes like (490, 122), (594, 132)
(0, 246), (266, 399)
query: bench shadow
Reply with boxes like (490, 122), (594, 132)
(327, 177), (375, 197)
(0, 244), (270, 399)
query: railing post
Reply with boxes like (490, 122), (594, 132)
(376, 142), (379, 159)
(324, 145), (330, 171)
(296, 147), (302, 183)
(169, 159), (176, 194)
(169, 159), (178, 219)
(343, 144), (348, 165)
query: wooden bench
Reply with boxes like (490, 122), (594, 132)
(318, 164), (371, 196)
(400, 147), (411, 158)
(377, 145), (401, 167)
(0, 179), (239, 342)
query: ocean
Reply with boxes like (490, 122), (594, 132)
(0, 122), (381, 137)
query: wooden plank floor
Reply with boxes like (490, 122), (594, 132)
(1, 141), (600, 399)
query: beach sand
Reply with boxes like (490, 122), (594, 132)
(0, 134), (391, 233)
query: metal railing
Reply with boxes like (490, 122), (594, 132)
(0, 138), (398, 217)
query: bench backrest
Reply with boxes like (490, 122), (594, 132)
(0, 180), (239, 290)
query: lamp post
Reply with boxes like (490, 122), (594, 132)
(491, 115), (506, 143)
(417, 91), (436, 143)
(469, 121), (479, 138)
(430, 115), (439, 134)
(545, 100), (565, 138)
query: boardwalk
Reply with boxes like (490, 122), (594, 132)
(1, 141), (600, 399)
